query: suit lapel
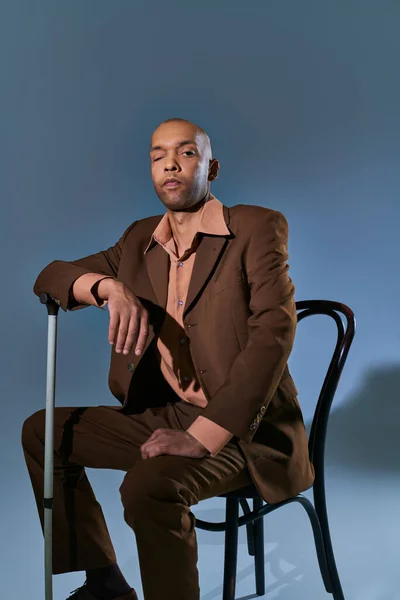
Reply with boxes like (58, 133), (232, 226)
(144, 242), (169, 309)
(183, 235), (228, 317)
(145, 204), (232, 315)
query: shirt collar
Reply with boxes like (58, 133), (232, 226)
(144, 194), (230, 254)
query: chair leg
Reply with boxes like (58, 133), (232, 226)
(299, 498), (333, 594)
(239, 499), (255, 556)
(245, 521), (255, 556)
(253, 498), (265, 596)
(314, 482), (345, 600)
(223, 497), (239, 600)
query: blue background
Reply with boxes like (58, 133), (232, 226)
(1, 1), (399, 598)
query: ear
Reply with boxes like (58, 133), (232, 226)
(208, 159), (220, 182)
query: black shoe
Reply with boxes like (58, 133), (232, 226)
(67, 582), (138, 600)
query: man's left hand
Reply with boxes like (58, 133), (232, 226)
(140, 429), (209, 459)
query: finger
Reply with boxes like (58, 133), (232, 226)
(108, 310), (120, 346)
(141, 434), (169, 454)
(140, 441), (153, 456)
(122, 313), (140, 355)
(115, 318), (130, 353)
(142, 437), (184, 459)
(143, 430), (160, 443)
(145, 447), (164, 459)
(134, 311), (149, 356)
(149, 428), (166, 439)
(140, 430), (166, 452)
(141, 442), (163, 459)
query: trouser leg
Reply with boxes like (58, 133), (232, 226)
(21, 402), (186, 574)
(22, 400), (252, 599)
(120, 401), (251, 600)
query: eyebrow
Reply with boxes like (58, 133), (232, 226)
(150, 139), (198, 152)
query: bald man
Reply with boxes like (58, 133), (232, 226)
(23, 119), (314, 600)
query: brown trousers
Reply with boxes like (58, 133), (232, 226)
(22, 399), (251, 600)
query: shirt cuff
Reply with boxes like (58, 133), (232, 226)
(187, 416), (233, 457)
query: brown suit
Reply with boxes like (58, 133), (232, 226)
(25, 201), (314, 599)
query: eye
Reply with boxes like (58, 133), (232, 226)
(183, 150), (196, 156)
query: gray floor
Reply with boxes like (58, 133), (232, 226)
(4, 355), (399, 600)
(6, 465), (398, 600)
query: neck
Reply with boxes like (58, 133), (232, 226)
(167, 191), (210, 253)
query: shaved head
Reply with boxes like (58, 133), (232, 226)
(155, 118), (213, 161)
(149, 118), (219, 212)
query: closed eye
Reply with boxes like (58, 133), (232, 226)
(152, 151), (194, 162)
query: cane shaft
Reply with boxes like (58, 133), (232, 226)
(44, 313), (58, 600)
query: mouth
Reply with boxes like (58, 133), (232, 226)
(163, 178), (182, 189)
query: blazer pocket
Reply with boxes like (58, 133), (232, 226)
(213, 267), (245, 295)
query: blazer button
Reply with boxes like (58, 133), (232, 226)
(250, 422), (257, 431)
(127, 363), (135, 372)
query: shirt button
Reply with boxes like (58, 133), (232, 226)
(180, 337), (186, 344)
(183, 376), (190, 382)
(178, 299), (184, 306)
(178, 261), (184, 267)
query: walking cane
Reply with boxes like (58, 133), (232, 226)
(39, 293), (60, 600)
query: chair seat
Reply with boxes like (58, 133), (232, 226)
(219, 484), (261, 499)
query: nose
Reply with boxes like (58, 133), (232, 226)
(164, 156), (180, 172)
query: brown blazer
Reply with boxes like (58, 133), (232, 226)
(33, 203), (315, 503)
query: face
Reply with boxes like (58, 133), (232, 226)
(150, 121), (219, 211)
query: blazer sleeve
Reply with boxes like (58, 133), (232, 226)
(33, 221), (137, 312)
(199, 210), (297, 441)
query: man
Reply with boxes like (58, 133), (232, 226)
(22, 118), (314, 600)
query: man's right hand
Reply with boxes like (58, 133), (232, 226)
(98, 278), (149, 356)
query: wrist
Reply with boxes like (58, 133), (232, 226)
(94, 277), (118, 302)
